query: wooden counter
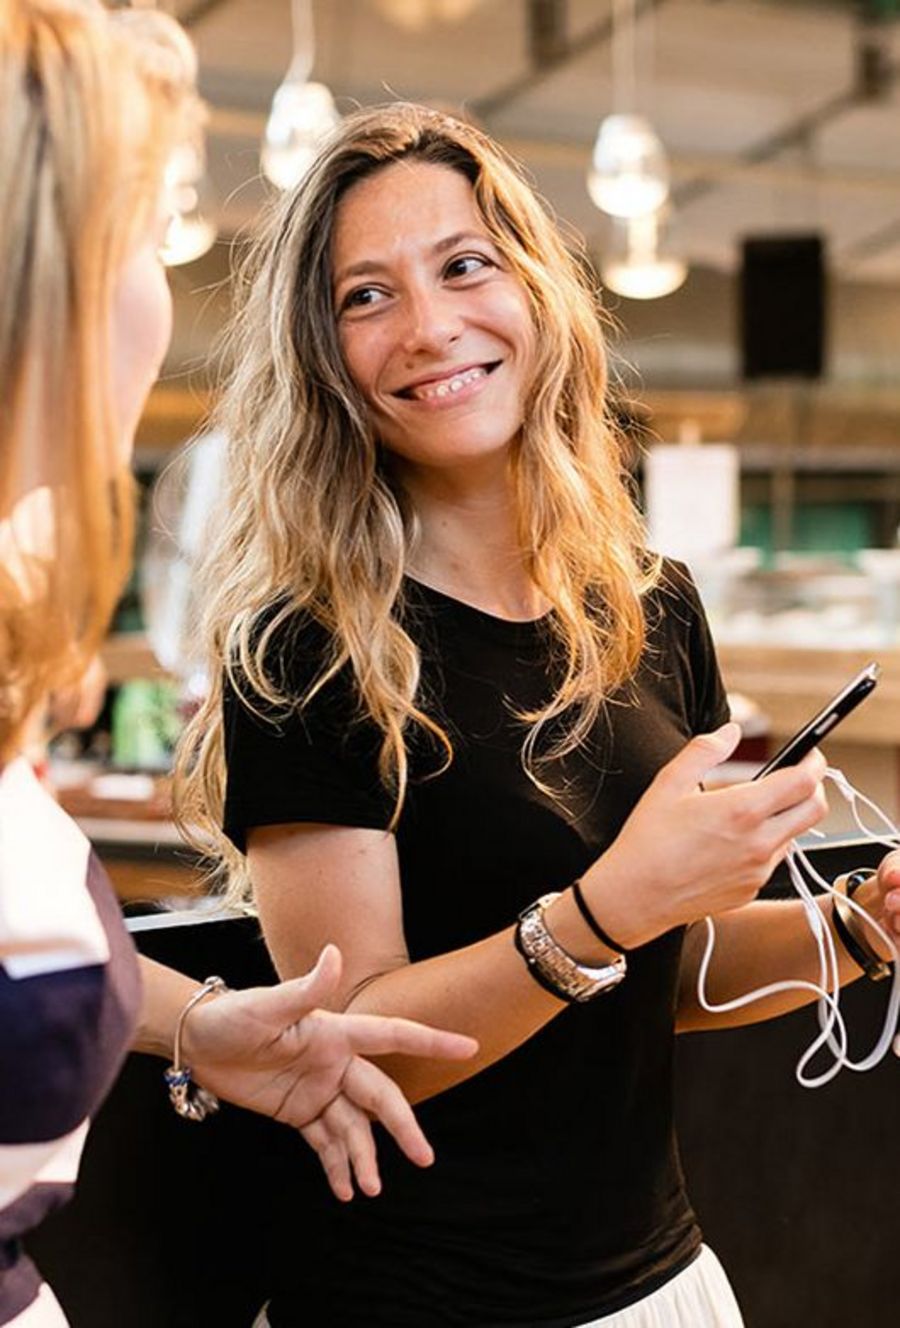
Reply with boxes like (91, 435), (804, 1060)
(716, 642), (900, 743)
(82, 822), (207, 903)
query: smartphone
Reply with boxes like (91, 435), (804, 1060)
(752, 661), (880, 780)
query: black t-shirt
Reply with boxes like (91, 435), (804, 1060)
(223, 560), (730, 1327)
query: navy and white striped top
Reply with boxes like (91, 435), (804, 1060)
(0, 758), (140, 1326)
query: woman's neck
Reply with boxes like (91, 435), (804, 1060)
(403, 469), (548, 622)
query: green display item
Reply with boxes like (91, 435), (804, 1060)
(111, 679), (181, 772)
(740, 502), (874, 567)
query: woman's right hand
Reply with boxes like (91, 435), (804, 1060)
(584, 721), (828, 949)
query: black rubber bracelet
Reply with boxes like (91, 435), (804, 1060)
(512, 919), (578, 1004)
(831, 870), (891, 983)
(571, 879), (629, 954)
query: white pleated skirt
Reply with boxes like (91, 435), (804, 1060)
(251, 1244), (744, 1328)
(577, 1247), (744, 1327)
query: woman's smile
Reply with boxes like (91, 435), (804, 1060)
(392, 359), (502, 406)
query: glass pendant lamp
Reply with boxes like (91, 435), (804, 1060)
(587, 0), (670, 221)
(261, 0), (340, 190)
(601, 212), (687, 300)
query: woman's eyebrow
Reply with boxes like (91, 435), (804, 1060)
(433, 229), (490, 255)
(334, 231), (492, 286)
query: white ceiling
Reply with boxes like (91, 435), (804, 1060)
(168, 0), (900, 284)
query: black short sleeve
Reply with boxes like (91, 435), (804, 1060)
(662, 559), (731, 735)
(222, 614), (394, 854)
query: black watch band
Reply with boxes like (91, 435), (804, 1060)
(831, 870), (892, 983)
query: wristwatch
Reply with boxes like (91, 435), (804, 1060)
(515, 892), (627, 1003)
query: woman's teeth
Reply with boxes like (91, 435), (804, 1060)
(409, 365), (487, 400)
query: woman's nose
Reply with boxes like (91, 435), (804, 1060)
(399, 286), (461, 356)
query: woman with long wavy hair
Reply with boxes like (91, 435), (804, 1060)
(0, 11), (476, 1324)
(179, 103), (900, 1327)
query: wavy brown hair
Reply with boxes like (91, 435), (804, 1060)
(0, 0), (197, 761)
(176, 102), (658, 901)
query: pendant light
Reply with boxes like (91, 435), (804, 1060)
(261, 0), (340, 190)
(601, 212), (687, 300)
(587, 113), (669, 219)
(122, 0), (217, 265)
(587, 0), (669, 220)
(159, 139), (217, 267)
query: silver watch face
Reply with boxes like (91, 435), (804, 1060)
(517, 894), (627, 1001)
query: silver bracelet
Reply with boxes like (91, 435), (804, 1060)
(515, 893), (627, 1003)
(163, 975), (228, 1122)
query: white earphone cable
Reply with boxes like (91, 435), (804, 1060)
(695, 768), (900, 1087)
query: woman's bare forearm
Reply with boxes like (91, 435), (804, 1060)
(328, 925), (567, 1104)
(132, 955), (202, 1058)
(675, 896), (863, 1032)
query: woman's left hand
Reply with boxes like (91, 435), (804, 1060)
(180, 944), (477, 1201)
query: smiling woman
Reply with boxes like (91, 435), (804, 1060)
(174, 101), (900, 1328)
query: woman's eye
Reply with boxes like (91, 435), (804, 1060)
(445, 253), (492, 280)
(341, 286), (387, 312)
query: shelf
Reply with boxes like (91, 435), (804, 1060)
(717, 642), (900, 744)
(101, 633), (166, 684)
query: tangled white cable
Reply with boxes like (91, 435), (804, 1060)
(696, 767), (900, 1088)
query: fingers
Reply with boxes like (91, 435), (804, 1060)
(301, 1074), (420, 1202)
(301, 1115), (355, 1203)
(657, 722), (742, 794)
(740, 750), (827, 825)
(881, 892), (900, 938)
(877, 850), (900, 892)
(342, 1056), (435, 1168)
(322, 1095), (383, 1198)
(329, 1012), (478, 1062)
(237, 945), (344, 1028)
(876, 852), (900, 937)
(289, 942), (343, 1008)
(341, 1101), (383, 1198)
(762, 778), (829, 841)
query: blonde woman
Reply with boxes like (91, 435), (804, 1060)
(0, 10), (477, 1326)
(180, 105), (900, 1327)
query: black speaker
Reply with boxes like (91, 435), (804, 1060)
(739, 234), (826, 380)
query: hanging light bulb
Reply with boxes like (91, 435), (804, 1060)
(261, 0), (340, 190)
(587, 113), (669, 219)
(601, 212), (687, 300)
(261, 80), (339, 189)
(586, 0), (670, 219)
(159, 139), (217, 267)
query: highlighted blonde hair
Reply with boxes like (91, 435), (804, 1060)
(177, 102), (658, 900)
(0, 0), (197, 761)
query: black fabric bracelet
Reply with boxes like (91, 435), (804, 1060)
(513, 919), (579, 1004)
(571, 879), (629, 955)
(831, 870), (891, 983)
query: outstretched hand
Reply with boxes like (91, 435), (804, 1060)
(180, 944), (477, 1201)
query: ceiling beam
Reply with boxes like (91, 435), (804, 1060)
(470, 0), (668, 120)
(205, 102), (900, 200)
(841, 215), (900, 265)
(672, 18), (900, 211)
(176, 0), (233, 28)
